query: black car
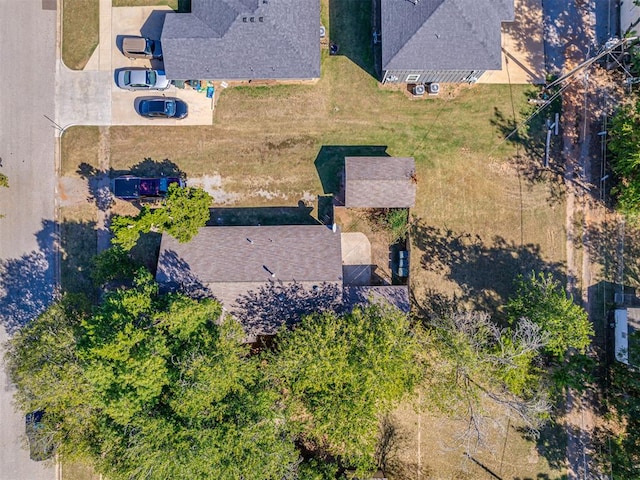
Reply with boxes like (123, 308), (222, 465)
(25, 410), (54, 461)
(137, 97), (188, 119)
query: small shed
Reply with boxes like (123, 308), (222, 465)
(344, 157), (416, 208)
(615, 307), (640, 365)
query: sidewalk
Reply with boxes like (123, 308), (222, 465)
(55, 0), (113, 131)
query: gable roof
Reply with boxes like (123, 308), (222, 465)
(381, 0), (515, 72)
(160, 0), (320, 80)
(345, 157), (416, 208)
(156, 225), (343, 305)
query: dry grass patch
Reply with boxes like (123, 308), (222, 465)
(385, 403), (567, 480)
(62, 0), (99, 70)
(61, 462), (101, 480)
(61, 126), (101, 176)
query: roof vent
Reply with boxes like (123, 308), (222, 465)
(259, 16), (264, 22)
(243, 17), (247, 22)
(250, 17), (255, 22)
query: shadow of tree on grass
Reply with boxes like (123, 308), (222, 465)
(412, 220), (564, 315)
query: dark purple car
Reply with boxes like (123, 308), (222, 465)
(112, 175), (186, 200)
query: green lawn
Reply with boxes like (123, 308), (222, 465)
(62, 0), (99, 70)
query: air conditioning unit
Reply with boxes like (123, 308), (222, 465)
(412, 84), (425, 96)
(427, 83), (440, 95)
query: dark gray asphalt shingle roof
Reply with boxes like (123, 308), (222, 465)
(156, 225), (343, 303)
(381, 0), (515, 72)
(161, 0), (320, 80)
(344, 285), (411, 313)
(345, 157), (416, 208)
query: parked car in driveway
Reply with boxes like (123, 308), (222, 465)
(138, 97), (188, 119)
(116, 69), (170, 91)
(113, 175), (186, 200)
(122, 36), (162, 59)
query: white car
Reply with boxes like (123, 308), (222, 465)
(116, 69), (170, 91)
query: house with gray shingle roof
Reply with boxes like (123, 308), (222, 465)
(156, 225), (343, 310)
(156, 222), (411, 338)
(343, 157), (416, 208)
(160, 0), (320, 81)
(380, 0), (514, 84)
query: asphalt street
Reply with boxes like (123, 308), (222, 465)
(0, 0), (57, 479)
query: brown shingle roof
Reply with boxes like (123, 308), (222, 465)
(345, 157), (416, 208)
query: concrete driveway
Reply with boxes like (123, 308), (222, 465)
(56, 3), (215, 129)
(479, 0), (546, 84)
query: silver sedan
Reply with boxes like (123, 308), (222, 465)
(116, 69), (170, 91)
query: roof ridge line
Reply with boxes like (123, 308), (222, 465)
(387, 0), (448, 67)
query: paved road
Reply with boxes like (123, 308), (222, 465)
(0, 0), (57, 479)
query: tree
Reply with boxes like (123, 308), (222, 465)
(506, 271), (593, 360)
(593, 341), (640, 479)
(608, 99), (640, 217)
(268, 303), (422, 470)
(6, 271), (299, 480)
(419, 311), (551, 450)
(0, 173), (7, 188)
(110, 184), (211, 250)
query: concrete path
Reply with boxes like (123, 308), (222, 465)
(341, 232), (372, 286)
(0, 0), (57, 478)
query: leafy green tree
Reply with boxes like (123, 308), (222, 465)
(6, 272), (299, 480)
(506, 271), (593, 360)
(593, 350), (640, 479)
(269, 303), (421, 470)
(111, 184), (211, 250)
(608, 99), (640, 217)
(0, 173), (7, 188)
(90, 246), (140, 286)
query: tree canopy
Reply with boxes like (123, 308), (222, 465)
(506, 271), (593, 360)
(6, 271), (298, 480)
(6, 265), (423, 478)
(608, 99), (640, 217)
(110, 184), (212, 250)
(419, 311), (550, 447)
(269, 303), (422, 469)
